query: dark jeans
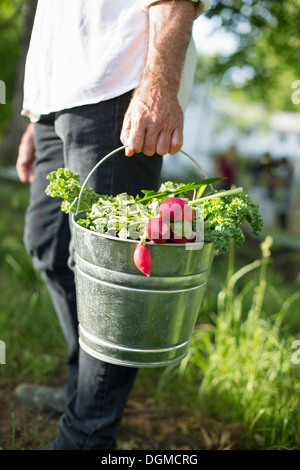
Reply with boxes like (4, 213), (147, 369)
(24, 91), (162, 449)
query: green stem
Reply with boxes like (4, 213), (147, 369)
(226, 239), (235, 285)
(188, 187), (244, 205)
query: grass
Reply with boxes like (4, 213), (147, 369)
(1, 177), (300, 449)
(158, 238), (300, 449)
(0, 180), (66, 383)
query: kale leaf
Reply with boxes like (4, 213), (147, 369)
(45, 168), (101, 213)
(199, 191), (263, 254)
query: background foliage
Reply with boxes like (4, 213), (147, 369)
(196, 0), (300, 111)
(0, 0), (26, 134)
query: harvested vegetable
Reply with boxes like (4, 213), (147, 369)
(133, 243), (151, 277)
(181, 205), (195, 223)
(159, 197), (187, 222)
(146, 217), (170, 244)
(170, 219), (196, 243)
(45, 168), (263, 276)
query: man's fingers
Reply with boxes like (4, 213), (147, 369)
(120, 118), (132, 155)
(120, 93), (184, 157)
(169, 126), (183, 155)
(16, 155), (35, 183)
(155, 128), (172, 156)
(16, 123), (36, 183)
(16, 165), (26, 183)
(122, 122), (182, 157)
(124, 120), (146, 156)
(16, 158), (34, 183)
(20, 167), (34, 184)
(141, 127), (160, 156)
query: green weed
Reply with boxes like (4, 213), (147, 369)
(0, 180), (66, 383)
(170, 237), (300, 449)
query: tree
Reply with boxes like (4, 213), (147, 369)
(196, 0), (300, 111)
(0, 0), (37, 166)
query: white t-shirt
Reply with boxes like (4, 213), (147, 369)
(22, 0), (210, 121)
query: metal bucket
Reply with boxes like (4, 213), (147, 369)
(70, 147), (215, 368)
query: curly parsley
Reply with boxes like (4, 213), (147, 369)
(200, 191), (263, 254)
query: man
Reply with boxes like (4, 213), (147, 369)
(16, 0), (209, 450)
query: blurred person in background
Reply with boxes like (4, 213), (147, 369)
(214, 144), (237, 190)
(274, 157), (294, 230)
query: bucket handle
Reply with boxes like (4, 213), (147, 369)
(70, 146), (212, 216)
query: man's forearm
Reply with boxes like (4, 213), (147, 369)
(121, 0), (197, 157)
(144, 0), (196, 95)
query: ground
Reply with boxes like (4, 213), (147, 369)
(0, 377), (244, 451)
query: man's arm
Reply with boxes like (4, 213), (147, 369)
(120, 0), (197, 157)
(16, 122), (36, 183)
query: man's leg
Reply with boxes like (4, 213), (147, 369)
(51, 91), (162, 449)
(18, 115), (79, 408)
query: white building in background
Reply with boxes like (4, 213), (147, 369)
(162, 85), (300, 181)
(269, 112), (300, 162)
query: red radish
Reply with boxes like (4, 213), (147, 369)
(159, 197), (187, 222)
(133, 243), (151, 277)
(182, 205), (195, 223)
(146, 217), (170, 243)
(170, 231), (196, 243)
(170, 219), (196, 243)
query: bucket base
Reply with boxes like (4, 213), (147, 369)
(78, 325), (189, 368)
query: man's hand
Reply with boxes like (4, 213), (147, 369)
(120, 0), (196, 157)
(16, 122), (36, 183)
(120, 83), (183, 157)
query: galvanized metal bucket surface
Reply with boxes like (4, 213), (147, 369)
(71, 146), (215, 368)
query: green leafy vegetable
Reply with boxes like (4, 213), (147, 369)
(45, 168), (104, 213)
(136, 177), (223, 204)
(45, 168), (263, 254)
(199, 190), (263, 254)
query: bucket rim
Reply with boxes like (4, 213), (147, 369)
(71, 212), (212, 248)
